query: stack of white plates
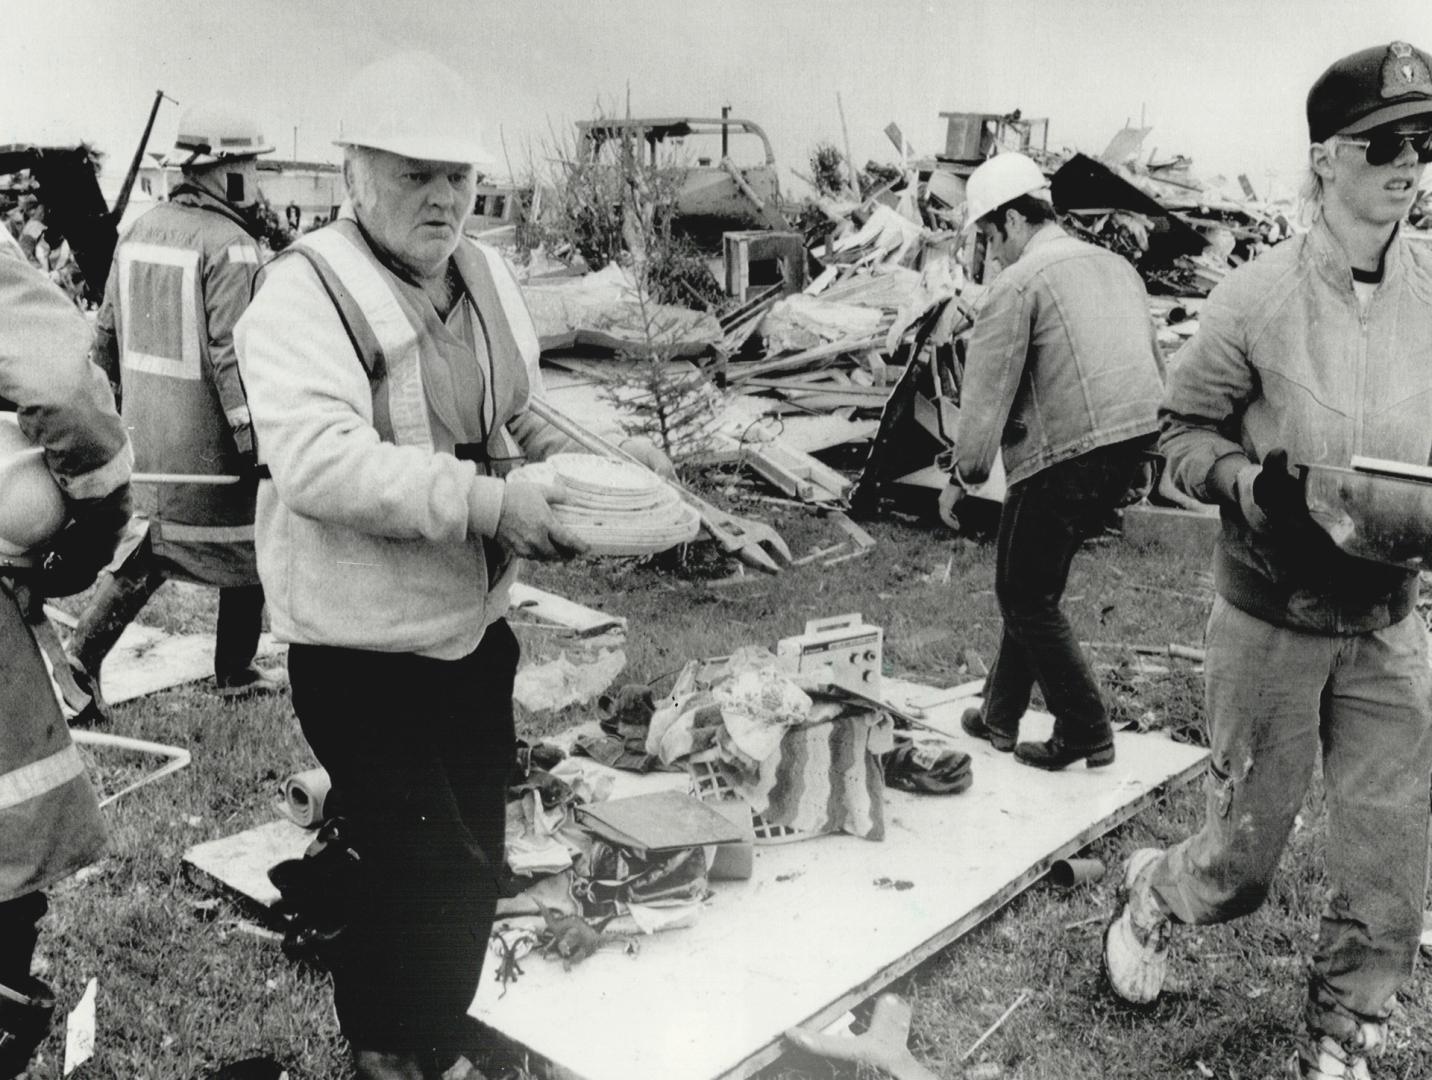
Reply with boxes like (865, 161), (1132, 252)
(509, 453), (700, 556)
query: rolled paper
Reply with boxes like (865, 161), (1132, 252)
(283, 767), (333, 828)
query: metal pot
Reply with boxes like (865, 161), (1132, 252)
(1302, 461), (1432, 569)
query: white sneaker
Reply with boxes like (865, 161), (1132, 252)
(1103, 847), (1171, 1004)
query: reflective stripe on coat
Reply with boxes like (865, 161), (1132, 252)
(100, 187), (261, 586)
(0, 583), (106, 902)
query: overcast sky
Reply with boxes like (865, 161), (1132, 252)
(5, 0), (1430, 200)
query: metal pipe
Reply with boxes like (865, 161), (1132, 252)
(113, 90), (173, 226)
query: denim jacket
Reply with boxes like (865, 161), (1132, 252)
(954, 224), (1164, 487)
(1159, 217), (1432, 633)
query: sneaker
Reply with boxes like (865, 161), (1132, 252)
(960, 707), (1016, 752)
(1103, 847), (1170, 1004)
(1289, 1032), (1379, 1079)
(213, 664), (287, 699)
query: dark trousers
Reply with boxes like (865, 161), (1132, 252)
(287, 621), (519, 1054)
(70, 531), (264, 681)
(0, 893), (46, 988)
(983, 438), (1148, 744)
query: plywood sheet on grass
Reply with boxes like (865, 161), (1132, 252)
(100, 624), (284, 705)
(469, 678), (1208, 1080)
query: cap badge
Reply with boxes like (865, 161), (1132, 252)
(1383, 41), (1432, 99)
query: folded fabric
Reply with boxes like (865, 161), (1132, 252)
(573, 731), (661, 773)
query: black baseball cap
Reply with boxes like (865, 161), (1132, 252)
(1307, 41), (1432, 142)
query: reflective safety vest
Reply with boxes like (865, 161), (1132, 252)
(104, 187), (261, 587)
(273, 216), (538, 467)
(0, 583), (106, 902)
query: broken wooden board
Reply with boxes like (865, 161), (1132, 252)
(743, 438), (852, 504)
(467, 677), (1209, 1080)
(101, 624), (284, 706)
(508, 583), (626, 635)
(183, 818), (311, 909)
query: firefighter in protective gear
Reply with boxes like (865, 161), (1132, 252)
(71, 102), (283, 719)
(0, 229), (132, 1079)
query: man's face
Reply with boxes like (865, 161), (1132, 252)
(351, 149), (476, 279)
(1319, 123), (1430, 229)
(978, 213), (1024, 270)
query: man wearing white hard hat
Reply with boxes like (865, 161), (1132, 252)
(0, 229), (131, 1078)
(71, 102), (283, 720)
(236, 52), (668, 1079)
(950, 151), (1164, 772)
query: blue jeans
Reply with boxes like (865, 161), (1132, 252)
(982, 439), (1146, 744)
(1148, 597), (1432, 1043)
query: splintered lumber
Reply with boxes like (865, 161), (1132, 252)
(743, 438), (852, 504)
(727, 334), (886, 385)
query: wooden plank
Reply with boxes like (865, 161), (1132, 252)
(102, 624), (284, 705)
(508, 583), (626, 635)
(468, 679), (1208, 1080)
(183, 818), (311, 909)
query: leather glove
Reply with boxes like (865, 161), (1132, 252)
(1236, 448), (1306, 534)
(37, 484), (133, 597)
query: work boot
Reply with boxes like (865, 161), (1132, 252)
(1103, 847), (1171, 1005)
(213, 664), (286, 700)
(68, 567), (161, 702)
(0, 975), (55, 1079)
(960, 707), (1015, 752)
(64, 655), (111, 726)
(1289, 1024), (1384, 1079)
(1014, 730), (1115, 770)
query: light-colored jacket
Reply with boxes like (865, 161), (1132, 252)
(93, 186), (262, 586)
(955, 224), (1164, 487)
(234, 211), (574, 660)
(0, 229), (129, 900)
(1160, 218), (1432, 633)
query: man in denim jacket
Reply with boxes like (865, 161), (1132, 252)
(951, 152), (1164, 772)
(1104, 41), (1432, 1080)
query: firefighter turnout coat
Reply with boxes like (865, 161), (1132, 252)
(0, 231), (131, 900)
(93, 185), (261, 587)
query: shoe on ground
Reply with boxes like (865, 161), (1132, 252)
(1289, 1031), (1380, 1079)
(960, 706), (1015, 752)
(213, 664), (287, 699)
(1014, 733), (1115, 770)
(1103, 847), (1170, 1005)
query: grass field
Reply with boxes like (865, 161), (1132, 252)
(27, 487), (1432, 1080)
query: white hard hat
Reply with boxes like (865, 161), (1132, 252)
(962, 152), (1050, 231)
(174, 103), (274, 165)
(336, 52), (496, 167)
(0, 414), (67, 556)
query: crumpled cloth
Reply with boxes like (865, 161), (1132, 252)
(882, 731), (973, 795)
(647, 648), (893, 841)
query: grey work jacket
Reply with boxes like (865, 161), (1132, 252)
(1160, 217), (1432, 633)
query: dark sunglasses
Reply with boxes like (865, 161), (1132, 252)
(1335, 129), (1432, 166)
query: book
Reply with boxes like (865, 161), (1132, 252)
(576, 789), (746, 857)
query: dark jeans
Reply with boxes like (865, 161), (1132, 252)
(983, 438), (1148, 744)
(287, 620), (519, 1054)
